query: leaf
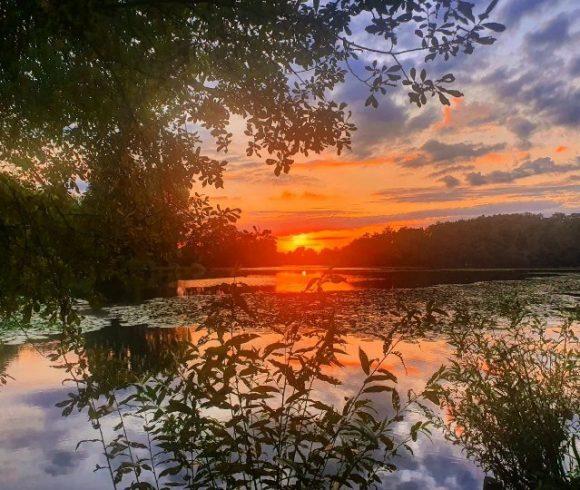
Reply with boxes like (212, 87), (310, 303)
(392, 389), (400, 411)
(439, 93), (450, 106)
(410, 421), (422, 441)
(365, 94), (378, 108)
(475, 37), (496, 45)
(251, 386), (279, 394)
(483, 22), (505, 32)
(376, 368), (398, 382)
(423, 390), (441, 405)
(483, 0), (500, 17)
(226, 333), (260, 347)
(363, 385), (393, 393)
(359, 347), (371, 375)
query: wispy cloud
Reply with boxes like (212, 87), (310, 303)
(400, 139), (506, 168)
(466, 157), (579, 186)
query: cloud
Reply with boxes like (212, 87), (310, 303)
(500, 0), (561, 26)
(507, 117), (536, 140)
(435, 100), (499, 134)
(271, 190), (329, 201)
(373, 182), (580, 204)
(570, 55), (580, 76)
(296, 155), (397, 169)
(401, 139), (506, 168)
(525, 13), (572, 50)
(466, 157), (579, 186)
(440, 175), (461, 188)
(429, 164), (475, 178)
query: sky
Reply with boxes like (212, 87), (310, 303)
(203, 0), (580, 252)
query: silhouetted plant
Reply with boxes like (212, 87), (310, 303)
(441, 303), (580, 489)
(53, 281), (446, 489)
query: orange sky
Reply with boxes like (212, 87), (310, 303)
(203, 100), (579, 251)
(200, 4), (580, 252)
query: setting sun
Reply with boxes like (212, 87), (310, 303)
(279, 233), (312, 252)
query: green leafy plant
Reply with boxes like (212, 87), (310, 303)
(54, 282), (445, 489)
(441, 303), (580, 489)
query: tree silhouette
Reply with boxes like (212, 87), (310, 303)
(0, 0), (504, 318)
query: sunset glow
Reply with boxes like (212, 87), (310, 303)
(202, 2), (579, 249)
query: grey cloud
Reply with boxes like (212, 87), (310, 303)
(500, 0), (561, 26)
(373, 182), (580, 204)
(507, 117), (536, 139)
(402, 139), (506, 168)
(466, 157), (579, 186)
(569, 56), (580, 76)
(440, 175), (461, 188)
(405, 108), (439, 132)
(375, 200), (564, 223)
(429, 164), (475, 178)
(526, 13), (572, 49)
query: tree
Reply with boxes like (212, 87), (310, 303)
(0, 0), (504, 319)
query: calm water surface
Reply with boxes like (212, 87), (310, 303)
(0, 271), (578, 489)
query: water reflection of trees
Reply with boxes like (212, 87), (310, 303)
(83, 320), (192, 386)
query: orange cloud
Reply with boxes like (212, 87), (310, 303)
(434, 97), (462, 130)
(272, 190), (329, 201)
(555, 145), (568, 153)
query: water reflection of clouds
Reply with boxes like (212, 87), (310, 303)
(0, 349), (111, 490)
(0, 332), (484, 489)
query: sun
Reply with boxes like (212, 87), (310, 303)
(290, 233), (310, 249)
(278, 233), (316, 252)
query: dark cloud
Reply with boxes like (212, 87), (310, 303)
(507, 117), (536, 139)
(491, 69), (580, 128)
(373, 182), (580, 204)
(500, 0), (563, 27)
(507, 116), (537, 149)
(335, 64), (410, 158)
(569, 56), (580, 76)
(402, 139), (506, 168)
(440, 175), (461, 188)
(525, 13), (572, 49)
(349, 96), (407, 158)
(43, 450), (77, 477)
(466, 157), (579, 186)
(429, 164), (475, 178)
(405, 108), (439, 133)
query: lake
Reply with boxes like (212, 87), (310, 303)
(0, 270), (578, 489)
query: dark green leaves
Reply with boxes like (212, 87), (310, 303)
(359, 347), (371, 375)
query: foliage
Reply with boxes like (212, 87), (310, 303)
(441, 302), (580, 489)
(53, 281), (446, 489)
(0, 0), (504, 320)
(0, 172), (239, 322)
(1, 0), (504, 179)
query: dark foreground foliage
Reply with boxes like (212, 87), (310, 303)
(441, 300), (580, 489)
(36, 281), (577, 489)
(51, 280), (447, 489)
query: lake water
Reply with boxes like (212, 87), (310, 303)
(0, 270), (578, 489)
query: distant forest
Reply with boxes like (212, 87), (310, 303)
(186, 214), (580, 269)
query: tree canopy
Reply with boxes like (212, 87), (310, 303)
(0, 0), (505, 318)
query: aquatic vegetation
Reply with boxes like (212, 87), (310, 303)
(53, 283), (446, 489)
(441, 302), (580, 489)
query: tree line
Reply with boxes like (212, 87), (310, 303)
(203, 214), (580, 269)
